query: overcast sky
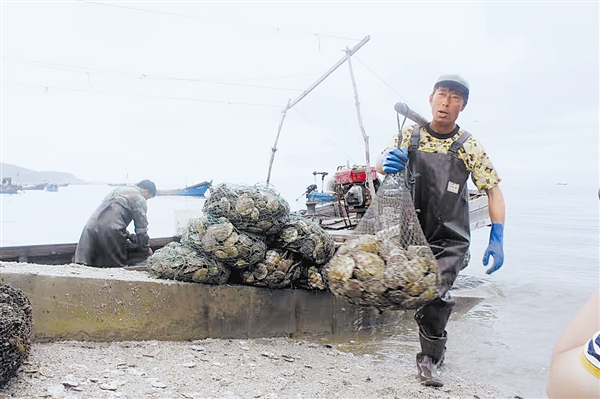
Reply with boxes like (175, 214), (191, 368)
(1, 2), (598, 206)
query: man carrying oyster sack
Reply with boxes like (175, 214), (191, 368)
(375, 74), (506, 387)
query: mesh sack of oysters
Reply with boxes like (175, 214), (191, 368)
(270, 214), (336, 266)
(292, 265), (328, 291)
(180, 213), (266, 268)
(325, 171), (440, 310)
(240, 248), (304, 289)
(203, 182), (290, 235)
(255, 214), (334, 290)
(147, 241), (231, 285)
(0, 283), (33, 388)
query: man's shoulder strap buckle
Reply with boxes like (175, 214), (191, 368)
(449, 130), (471, 155)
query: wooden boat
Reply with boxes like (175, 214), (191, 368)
(296, 166), (490, 234)
(156, 180), (212, 197)
(299, 189), (489, 246)
(0, 236), (178, 265)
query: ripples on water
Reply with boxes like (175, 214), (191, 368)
(1, 183), (598, 398)
(309, 184), (599, 398)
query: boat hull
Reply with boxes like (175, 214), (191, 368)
(0, 237), (178, 265)
(156, 181), (212, 197)
(22, 183), (47, 190)
(0, 188), (20, 194)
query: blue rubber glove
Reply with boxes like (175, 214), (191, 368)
(382, 147), (409, 174)
(482, 222), (504, 274)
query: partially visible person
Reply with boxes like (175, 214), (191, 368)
(74, 180), (156, 267)
(547, 284), (600, 398)
(547, 189), (600, 398)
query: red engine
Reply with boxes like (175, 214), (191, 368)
(332, 165), (380, 211)
(334, 166), (378, 184)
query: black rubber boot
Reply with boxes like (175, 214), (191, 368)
(416, 332), (447, 387)
(416, 353), (444, 387)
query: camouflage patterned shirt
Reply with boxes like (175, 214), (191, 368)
(102, 186), (149, 235)
(383, 124), (501, 192)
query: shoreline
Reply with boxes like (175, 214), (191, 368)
(2, 337), (516, 399)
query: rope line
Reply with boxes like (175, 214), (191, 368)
(82, 1), (362, 41)
(292, 108), (357, 164)
(2, 81), (282, 107)
(2, 57), (305, 92)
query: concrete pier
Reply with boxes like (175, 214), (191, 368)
(0, 262), (483, 343)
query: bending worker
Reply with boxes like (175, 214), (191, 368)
(375, 74), (506, 387)
(74, 180), (156, 267)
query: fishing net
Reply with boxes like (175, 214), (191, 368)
(240, 249), (303, 289)
(326, 171), (440, 310)
(180, 214), (266, 269)
(269, 214), (336, 266)
(0, 283), (33, 388)
(147, 241), (231, 285)
(203, 182), (290, 235)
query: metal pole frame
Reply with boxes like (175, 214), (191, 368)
(345, 46), (376, 201)
(265, 36), (371, 184)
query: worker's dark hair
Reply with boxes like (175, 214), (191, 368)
(137, 180), (157, 196)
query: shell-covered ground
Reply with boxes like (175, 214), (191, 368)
(1, 337), (514, 399)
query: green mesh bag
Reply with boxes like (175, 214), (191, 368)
(203, 182), (290, 235)
(148, 241), (231, 285)
(240, 249), (303, 289)
(270, 214), (335, 266)
(180, 214), (266, 268)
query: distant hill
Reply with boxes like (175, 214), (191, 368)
(0, 163), (86, 185)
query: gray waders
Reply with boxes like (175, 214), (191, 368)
(408, 125), (472, 386)
(74, 201), (134, 267)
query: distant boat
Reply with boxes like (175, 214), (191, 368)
(156, 180), (212, 197)
(556, 182), (568, 186)
(45, 184), (59, 192)
(22, 183), (47, 190)
(0, 186), (20, 194)
(1, 177), (22, 194)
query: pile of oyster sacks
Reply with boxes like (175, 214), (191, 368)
(147, 182), (336, 290)
(148, 182), (440, 309)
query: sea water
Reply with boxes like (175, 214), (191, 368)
(376, 182), (599, 398)
(1, 182), (599, 398)
(0, 184), (207, 246)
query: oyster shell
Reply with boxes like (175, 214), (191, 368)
(147, 241), (231, 285)
(325, 234), (440, 310)
(241, 249), (301, 288)
(181, 214), (266, 268)
(203, 182), (290, 235)
(271, 215), (335, 266)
